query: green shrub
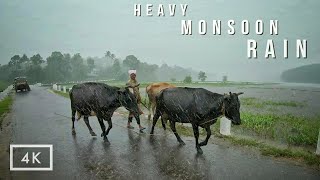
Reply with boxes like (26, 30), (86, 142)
(183, 75), (192, 83)
(0, 81), (9, 92)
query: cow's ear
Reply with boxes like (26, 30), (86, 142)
(236, 92), (244, 96)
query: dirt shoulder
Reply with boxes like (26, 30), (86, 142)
(0, 112), (13, 179)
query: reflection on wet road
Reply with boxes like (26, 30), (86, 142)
(9, 87), (320, 179)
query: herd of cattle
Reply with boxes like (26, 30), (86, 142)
(69, 82), (243, 154)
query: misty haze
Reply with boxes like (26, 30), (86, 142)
(0, 0), (319, 82)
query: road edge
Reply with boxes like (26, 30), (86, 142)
(0, 97), (14, 179)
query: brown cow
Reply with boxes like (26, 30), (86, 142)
(145, 82), (176, 120)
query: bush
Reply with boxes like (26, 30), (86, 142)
(0, 81), (9, 92)
(183, 75), (192, 83)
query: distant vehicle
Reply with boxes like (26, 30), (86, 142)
(14, 77), (31, 92)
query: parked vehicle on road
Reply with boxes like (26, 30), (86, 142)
(14, 77), (31, 92)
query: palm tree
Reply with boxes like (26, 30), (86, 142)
(105, 51), (111, 58)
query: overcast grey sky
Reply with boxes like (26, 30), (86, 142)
(0, 0), (319, 81)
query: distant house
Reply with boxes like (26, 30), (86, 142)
(87, 68), (99, 77)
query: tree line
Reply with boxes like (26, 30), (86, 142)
(0, 52), (89, 84)
(0, 51), (207, 84)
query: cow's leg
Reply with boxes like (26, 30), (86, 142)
(160, 116), (166, 130)
(169, 121), (185, 145)
(147, 100), (153, 120)
(84, 116), (96, 136)
(97, 116), (108, 141)
(199, 126), (211, 146)
(150, 110), (161, 134)
(71, 108), (76, 135)
(192, 124), (202, 154)
(151, 102), (156, 119)
(105, 117), (113, 135)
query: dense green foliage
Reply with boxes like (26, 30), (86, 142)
(0, 81), (9, 92)
(0, 95), (13, 128)
(0, 51), (203, 84)
(198, 71), (207, 82)
(281, 64), (320, 83)
(183, 75), (192, 83)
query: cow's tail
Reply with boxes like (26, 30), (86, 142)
(155, 90), (164, 109)
(145, 84), (151, 110)
(69, 87), (82, 121)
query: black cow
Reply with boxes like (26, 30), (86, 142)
(150, 87), (243, 154)
(69, 82), (141, 141)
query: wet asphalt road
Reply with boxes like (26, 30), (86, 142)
(7, 86), (320, 179)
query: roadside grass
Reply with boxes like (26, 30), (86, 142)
(241, 97), (305, 108)
(238, 112), (320, 147)
(52, 90), (69, 98)
(216, 134), (320, 166)
(0, 95), (13, 128)
(158, 121), (320, 167)
(264, 100), (304, 107)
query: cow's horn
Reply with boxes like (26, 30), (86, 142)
(236, 92), (244, 96)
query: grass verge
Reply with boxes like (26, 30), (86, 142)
(238, 112), (320, 147)
(0, 95), (13, 128)
(164, 121), (320, 167)
(52, 90), (69, 98)
(216, 134), (320, 167)
(241, 97), (305, 108)
(0, 81), (9, 92)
